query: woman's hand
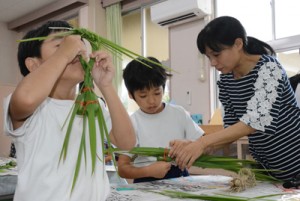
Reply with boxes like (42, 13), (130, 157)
(90, 51), (115, 90)
(169, 139), (206, 170)
(168, 139), (192, 158)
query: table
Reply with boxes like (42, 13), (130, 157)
(107, 175), (300, 201)
(0, 157), (17, 201)
(2, 173), (300, 201)
(0, 175), (16, 201)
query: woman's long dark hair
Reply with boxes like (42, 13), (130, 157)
(289, 73), (300, 91)
(197, 16), (275, 56)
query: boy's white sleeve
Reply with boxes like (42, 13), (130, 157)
(3, 94), (35, 137)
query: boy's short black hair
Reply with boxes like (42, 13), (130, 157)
(123, 57), (172, 98)
(18, 20), (73, 76)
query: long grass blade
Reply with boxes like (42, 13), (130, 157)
(71, 118), (86, 193)
(59, 97), (82, 162)
(86, 96), (97, 174)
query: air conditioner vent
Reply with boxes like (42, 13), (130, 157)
(158, 13), (197, 26)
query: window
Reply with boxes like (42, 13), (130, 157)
(216, 0), (272, 41)
(275, 0), (300, 39)
(216, 0), (300, 85)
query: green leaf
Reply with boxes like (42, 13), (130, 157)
(71, 116), (86, 193)
(59, 95), (82, 162)
(86, 95), (97, 175)
(112, 147), (280, 183)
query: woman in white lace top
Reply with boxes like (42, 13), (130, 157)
(169, 16), (300, 182)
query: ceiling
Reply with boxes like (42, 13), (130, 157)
(0, 0), (59, 23)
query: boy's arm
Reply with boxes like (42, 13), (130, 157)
(118, 155), (171, 179)
(102, 85), (135, 150)
(91, 51), (135, 150)
(10, 35), (85, 129)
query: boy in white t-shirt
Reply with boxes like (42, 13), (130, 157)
(118, 57), (204, 183)
(3, 20), (135, 201)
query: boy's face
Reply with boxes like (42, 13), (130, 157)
(38, 33), (84, 83)
(131, 86), (164, 114)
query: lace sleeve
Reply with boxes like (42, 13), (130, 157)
(240, 61), (282, 131)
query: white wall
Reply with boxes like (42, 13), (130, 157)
(0, 22), (20, 157)
(169, 19), (211, 124)
(0, 22), (20, 85)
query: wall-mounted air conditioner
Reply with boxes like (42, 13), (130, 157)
(150, 0), (211, 27)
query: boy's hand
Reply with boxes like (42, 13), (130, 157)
(90, 51), (115, 89)
(148, 161), (171, 178)
(54, 35), (87, 64)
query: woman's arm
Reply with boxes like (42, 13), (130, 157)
(169, 121), (255, 170)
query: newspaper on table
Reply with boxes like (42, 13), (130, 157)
(107, 175), (300, 201)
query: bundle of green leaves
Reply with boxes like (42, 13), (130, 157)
(114, 147), (281, 183)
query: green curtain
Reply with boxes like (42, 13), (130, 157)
(106, 3), (123, 96)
